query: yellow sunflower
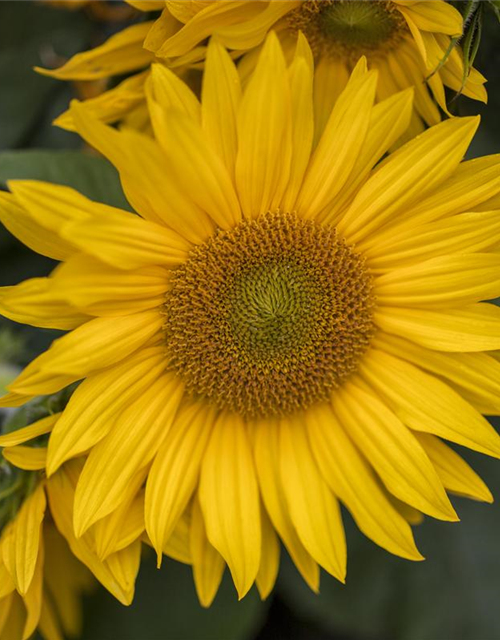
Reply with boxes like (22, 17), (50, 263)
(3, 34), (500, 606)
(0, 413), (143, 639)
(42, 0), (486, 139)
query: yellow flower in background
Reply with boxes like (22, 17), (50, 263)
(0, 415), (144, 639)
(2, 33), (500, 606)
(42, 0), (486, 139)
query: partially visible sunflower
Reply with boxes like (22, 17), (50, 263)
(0, 411), (142, 639)
(42, 0), (486, 139)
(3, 34), (500, 605)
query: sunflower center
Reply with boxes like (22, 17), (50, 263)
(163, 212), (375, 418)
(285, 0), (408, 60)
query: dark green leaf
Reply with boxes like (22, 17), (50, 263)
(278, 451), (500, 640)
(82, 556), (268, 640)
(0, 149), (130, 210)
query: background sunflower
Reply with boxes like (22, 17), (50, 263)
(0, 2), (500, 640)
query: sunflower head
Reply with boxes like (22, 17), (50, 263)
(2, 31), (500, 608)
(164, 210), (375, 417)
(285, 0), (408, 60)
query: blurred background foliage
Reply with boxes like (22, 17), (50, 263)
(0, 2), (499, 639)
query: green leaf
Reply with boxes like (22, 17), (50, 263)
(0, 150), (130, 210)
(81, 556), (269, 640)
(278, 451), (500, 640)
(0, 2), (92, 150)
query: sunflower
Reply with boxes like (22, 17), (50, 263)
(41, 0), (486, 139)
(0, 411), (144, 639)
(2, 34), (500, 605)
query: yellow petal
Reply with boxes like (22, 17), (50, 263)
(54, 71), (149, 132)
(235, 32), (292, 218)
(36, 22), (154, 80)
(252, 419), (319, 593)
(2, 446), (47, 471)
(70, 102), (213, 243)
(396, 1), (462, 35)
(8, 311), (163, 396)
(0, 393), (36, 409)
(381, 155), (500, 236)
(0, 413), (58, 447)
(93, 477), (145, 560)
(279, 415), (346, 581)
(333, 382), (457, 521)
(47, 347), (167, 475)
(199, 412), (261, 599)
(0, 191), (74, 261)
(312, 56), (349, 148)
(38, 595), (64, 640)
(214, 2), (299, 50)
(161, 512), (192, 565)
(148, 63), (200, 121)
(255, 503), (280, 601)
(0, 279), (89, 331)
(322, 87), (414, 225)
(415, 433), (492, 503)
(306, 403), (423, 561)
(337, 117), (479, 243)
(374, 303), (500, 352)
(366, 211), (500, 270)
(374, 332), (500, 416)
(156, 1), (264, 58)
(0, 593), (25, 640)
(145, 403), (215, 565)
(147, 107), (241, 230)
(46, 460), (139, 606)
(9, 180), (117, 230)
(21, 534), (44, 640)
(190, 495), (225, 608)
(202, 38), (242, 181)
(103, 540), (142, 606)
(0, 593), (15, 635)
(281, 33), (314, 212)
(2, 483), (46, 595)
(375, 254), (500, 308)
(73, 374), (184, 536)
(296, 63), (378, 220)
(359, 348), (500, 459)
(50, 255), (168, 315)
(61, 213), (190, 272)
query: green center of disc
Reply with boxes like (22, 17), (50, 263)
(319, 1), (399, 48)
(229, 261), (316, 355)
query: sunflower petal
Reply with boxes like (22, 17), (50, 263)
(280, 415), (346, 581)
(415, 433), (492, 503)
(359, 348), (500, 458)
(235, 32), (292, 218)
(190, 496), (225, 608)
(252, 419), (319, 593)
(306, 403), (423, 561)
(36, 22), (154, 80)
(375, 303), (500, 352)
(2, 483), (46, 595)
(199, 413), (261, 599)
(333, 381), (457, 521)
(73, 373), (184, 536)
(145, 403), (215, 564)
(47, 347), (166, 475)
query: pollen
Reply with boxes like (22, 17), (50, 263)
(285, 0), (408, 61)
(163, 212), (375, 418)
